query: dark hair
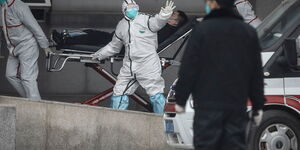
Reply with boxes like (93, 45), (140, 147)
(215, 0), (235, 8)
(176, 10), (188, 27)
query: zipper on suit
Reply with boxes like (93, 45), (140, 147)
(3, 8), (16, 56)
(127, 20), (133, 76)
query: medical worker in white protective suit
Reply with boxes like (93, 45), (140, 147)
(235, 0), (262, 28)
(0, 0), (51, 100)
(92, 0), (176, 114)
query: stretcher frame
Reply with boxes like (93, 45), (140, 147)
(47, 27), (193, 112)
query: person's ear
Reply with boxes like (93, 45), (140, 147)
(208, 0), (220, 10)
(213, 1), (221, 9)
(174, 22), (179, 26)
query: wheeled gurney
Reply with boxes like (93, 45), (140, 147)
(47, 18), (198, 112)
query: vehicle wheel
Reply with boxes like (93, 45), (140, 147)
(248, 110), (300, 150)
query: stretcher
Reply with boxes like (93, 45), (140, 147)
(47, 18), (198, 112)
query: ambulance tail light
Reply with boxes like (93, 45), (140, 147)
(165, 103), (176, 113)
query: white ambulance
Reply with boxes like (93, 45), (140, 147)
(163, 0), (300, 150)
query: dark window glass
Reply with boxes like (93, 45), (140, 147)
(21, 0), (46, 3)
(260, 3), (300, 49)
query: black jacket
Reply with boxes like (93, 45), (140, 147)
(175, 8), (266, 111)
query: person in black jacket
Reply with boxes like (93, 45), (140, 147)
(174, 0), (266, 149)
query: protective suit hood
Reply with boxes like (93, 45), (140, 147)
(122, 0), (139, 20)
(7, 0), (13, 4)
(1, 0), (14, 6)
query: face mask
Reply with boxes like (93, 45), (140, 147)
(0, 0), (6, 5)
(126, 8), (138, 19)
(205, 4), (211, 14)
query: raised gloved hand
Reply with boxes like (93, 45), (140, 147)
(159, 0), (176, 19)
(175, 104), (185, 113)
(43, 47), (53, 57)
(249, 109), (263, 126)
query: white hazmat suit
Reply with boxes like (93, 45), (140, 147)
(92, 0), (175, 114)
(0, 0), (49, 100)
(235, 0), (262, 28)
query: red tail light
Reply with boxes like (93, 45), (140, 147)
(165, 103), (176, 113)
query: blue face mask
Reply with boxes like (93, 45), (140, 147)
(0, 0), (6, 5)
(126, 8), (138, 19)
(205, 4), (211, 14)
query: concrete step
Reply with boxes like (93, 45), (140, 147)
(0, 105), (16, 150)
(0, 96), (178, 150)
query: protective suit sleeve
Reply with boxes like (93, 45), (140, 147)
(93, 22), (123, 60)
(147, 14), (170, 33)
(248, 31), (266, 111)
(175, 27), (202, 107)
(94, 33), (123, 60)
(148, 1), (174, 32)
(235, 0), (261, 26)
(17, 3), (49, 49)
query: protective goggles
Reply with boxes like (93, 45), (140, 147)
(125, 4), (139, 12)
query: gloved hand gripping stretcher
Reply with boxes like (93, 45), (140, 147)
(46, 18), (198, 111)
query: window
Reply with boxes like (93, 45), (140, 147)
(21, 0), (51, 22)
(259, 2), (300, 49)
(297, 35), (300, 56)
(21, 0), (51, 7)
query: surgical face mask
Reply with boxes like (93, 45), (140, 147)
(0, 0), (6, 5)
(205, 4), (211, 14)
(126, 8), (138, 19)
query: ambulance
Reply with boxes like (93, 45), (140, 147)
(164, 0), (300, 149)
